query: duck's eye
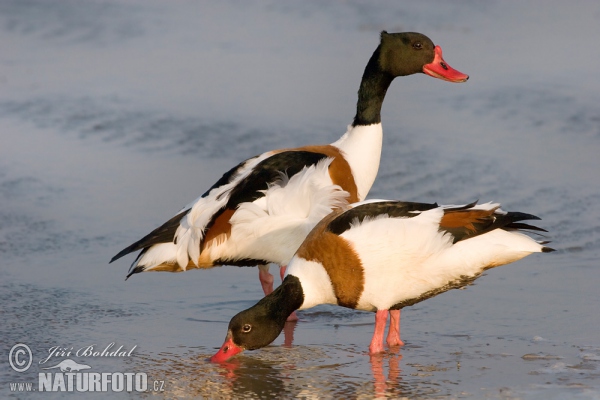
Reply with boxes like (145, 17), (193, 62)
(412, 42), (422, 50)
(242, 324), (252, 333)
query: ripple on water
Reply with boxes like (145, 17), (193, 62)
(0, 97), (326, 160)
(0, 0), (149, 46)
(0, 282), (146, 383)
(133, 343), (458, 399)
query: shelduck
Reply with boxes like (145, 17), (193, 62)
(110, 32), (468, 305)
(210, 200), (554, 362)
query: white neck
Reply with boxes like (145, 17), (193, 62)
(331, 123), (383, 201)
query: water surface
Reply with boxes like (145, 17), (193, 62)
(1, 1), (599, 398)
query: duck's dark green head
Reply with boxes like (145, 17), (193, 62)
(210, 275), (304, 363)
(209, 307), (283, 363)
(378, 31), (468, 82)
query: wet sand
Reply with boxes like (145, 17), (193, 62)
(1, 1), (599, 398)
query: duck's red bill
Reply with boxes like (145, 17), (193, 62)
(423, 45), (469, 83)
(210, 336), (244, 363)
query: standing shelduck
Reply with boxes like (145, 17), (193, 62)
(210, 200), (554, 362)
(110, 32), (468, 307)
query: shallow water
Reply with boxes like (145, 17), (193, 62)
(1, 0), (599, 398)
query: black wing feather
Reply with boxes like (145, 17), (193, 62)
(446, 211), (544, 243)
(327, 201), (439, 235)
(110, 209), (189, 263)
(225, 151), (328, 207)
(504, 222), (547, 232)
(200, 158), (251, 198)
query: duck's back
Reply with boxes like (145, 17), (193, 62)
(287, 201), (552, 312)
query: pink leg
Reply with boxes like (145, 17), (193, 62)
(280, 265), (299, 321)
(258, 264), (274, 296)
(280, 265), (286, 281)
(386, 309), (404, 347)
(369, 310), (389, 354)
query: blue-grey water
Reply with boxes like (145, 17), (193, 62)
(1, 1), (599, 398)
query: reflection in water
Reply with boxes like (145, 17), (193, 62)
(217, 357), (291, 398)
(218, 347), (408, 399)
(134, 341), (425, 399)
(137, 347), (301, 399)
(282, 319), (297, 348)
(370, 349), (403, 399)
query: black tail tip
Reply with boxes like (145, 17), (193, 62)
(125, 266), (145, 280)
(542, 246), (556, 253)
